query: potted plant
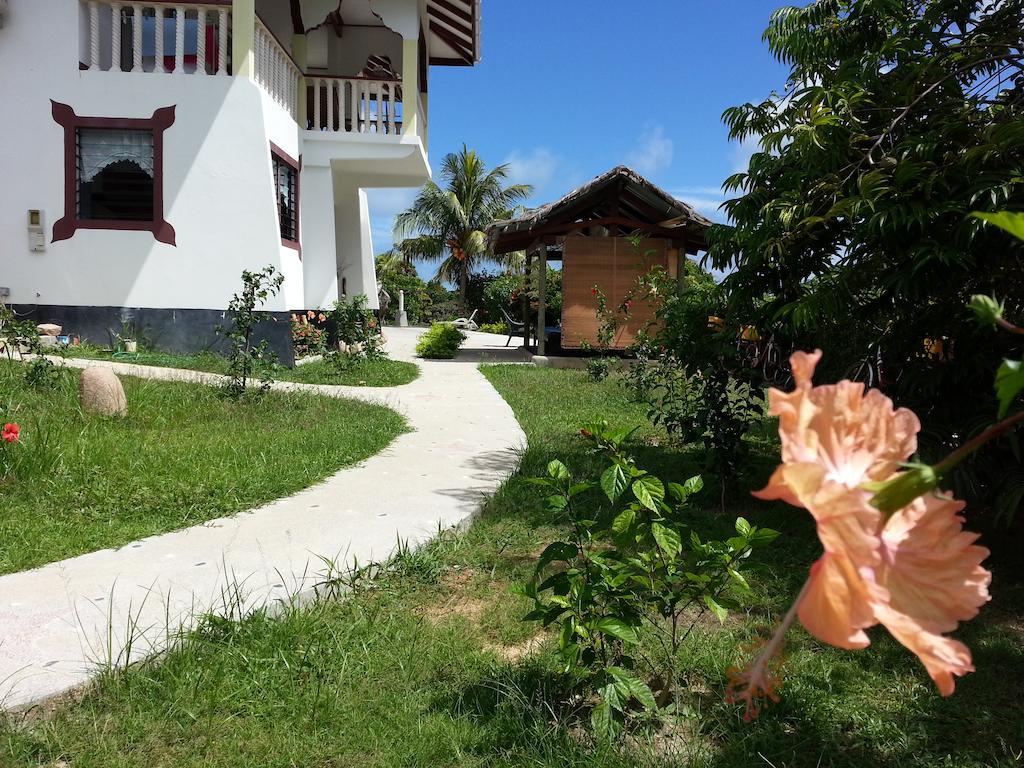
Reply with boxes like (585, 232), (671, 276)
(117, 321), (138, 354)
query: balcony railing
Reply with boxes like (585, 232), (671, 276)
(307, 76), (404, 136)
(81, 0), (232, 75)
(254, 15), (300, 120)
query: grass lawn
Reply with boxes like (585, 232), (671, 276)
(61, 346), (420, 387)
(2, 366), (1021, 767)
(0, 362), (406, 574)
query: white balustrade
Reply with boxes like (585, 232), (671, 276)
(253, 16), (301, 120)
(307, 77), (404, 136)
(80, 0), (231, 76)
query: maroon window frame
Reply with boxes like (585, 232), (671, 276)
(270, 142), (301, 255)
(51, 100), (176, 245)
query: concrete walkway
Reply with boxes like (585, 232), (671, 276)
(0, 328), (528, 709)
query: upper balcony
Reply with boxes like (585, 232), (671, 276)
(76, 0), (478, 175)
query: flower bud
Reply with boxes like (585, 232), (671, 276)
(969, 295), (1004, 328)
(865, 463), (940, 515)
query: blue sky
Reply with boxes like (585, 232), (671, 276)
(366, 1), (791, 276)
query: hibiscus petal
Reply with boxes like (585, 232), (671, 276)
(872, 602), (975, 696)
(878, 492), (991, 631)
(798, 554), (874, 649)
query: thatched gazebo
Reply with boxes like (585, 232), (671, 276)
(487, 166), (713, 355)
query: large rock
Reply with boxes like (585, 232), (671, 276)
(79, 368), (128, 417)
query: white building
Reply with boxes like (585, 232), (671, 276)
(0, 0), (481, 361)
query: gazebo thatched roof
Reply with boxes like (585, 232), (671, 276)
(487, 166), (714, 256)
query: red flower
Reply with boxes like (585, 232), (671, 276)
(2, 423), (20, 443)
(591, 287), (598, 296)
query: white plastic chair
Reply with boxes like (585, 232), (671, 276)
(452, 309), (479, 331)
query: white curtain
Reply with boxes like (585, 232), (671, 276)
(78, 129), (154, 182)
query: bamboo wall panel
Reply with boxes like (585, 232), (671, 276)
(561, 236), (671, 349)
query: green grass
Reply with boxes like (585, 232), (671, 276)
(0, 362), (406, 573)
(61, 346), (420, 387)
(2, 366), (1021, 767)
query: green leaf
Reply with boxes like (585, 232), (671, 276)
(591, 700), (617, 742)
(600, 464), (629, 503)
(537, 541), (578, 570)
(651, 522), (682, 556)
(727, 567), (750, 591)
(632, 475), (665, 512)
(996, 358), (1024, 418)
(611, 508), (636, 535)
(568, 482), (592, 498)
(607, 667), (658, 711)
(595, 617), (639, 644)
(666, 482), (688, 502)
(748, 528), (780, 547)
(547, 460), (570, 480)
(972, 211), (1024, 243)
(683, 475), (704, 495)
(703, 595), (728, 624)
(735, 517), (752, 536)
(546, 495), (568, 512)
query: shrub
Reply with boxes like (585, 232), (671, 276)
(478, 322), (506, 335)
(415, 323), (466, 359)
(518, 423), (777, 741)
(376, 258), (433, 325)
(291, 311), (327, 359)
(217, 266), (283, 400)
(325, 295), (386, 372)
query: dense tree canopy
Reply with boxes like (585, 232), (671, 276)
(709, 0), (1024, 517)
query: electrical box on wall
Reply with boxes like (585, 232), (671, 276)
(28, 209), (45, 252)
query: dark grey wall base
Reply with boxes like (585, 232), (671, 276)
(10, 304), (295, 367)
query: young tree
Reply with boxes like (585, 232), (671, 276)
(709, 0), (1024, 514)
(393, 146), (532, 309)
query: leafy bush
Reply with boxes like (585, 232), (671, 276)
(707, 0), (1024, 518)
(291, 311), (328, 359)
(376, 258), (433, 325)
(634, 355), (763, 510)
(415, 323), (466, 359)
(0, 305), (62, 389)
(217, 266), (283, 400)
(330, 295), (384, 358)
(324, 295), (386, 373)
(518, 423), (777, 740)
(478, 322), (506, 335)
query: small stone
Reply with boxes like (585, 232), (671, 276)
(36, 323), (62, 336)
(79, 367), (128, 417)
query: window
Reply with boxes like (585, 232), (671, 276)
(271, 144), (300, 250)
(51, 101), (176, 245)
(76, 128), (155, 221)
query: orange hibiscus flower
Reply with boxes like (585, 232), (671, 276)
(734, 351), (989, 715)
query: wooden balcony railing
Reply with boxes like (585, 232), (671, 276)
(81, 0), (232, 75)
(254, 15), (301, 119)
(307, 76), (404, 136)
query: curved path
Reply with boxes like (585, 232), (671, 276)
(0, 328), (528, 709)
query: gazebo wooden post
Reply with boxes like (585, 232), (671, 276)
(536, 243), (548, 356)
(522, 251), (533, 350)
(677, 236), (688, 294)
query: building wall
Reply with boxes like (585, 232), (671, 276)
(560, 236), (674, 350)
(0, 0), (433, 356)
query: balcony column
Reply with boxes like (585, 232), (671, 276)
(401, 36), (418, 137)
(301, 165), (340, 309)
(231, 0), (255, 79)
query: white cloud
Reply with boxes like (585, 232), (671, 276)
(627, 125), (674, 175)
(730, 135), (760, 174)
(670, 185), (727, 222)
(365, 187), (420, 254)
(502, 147), (560, 195)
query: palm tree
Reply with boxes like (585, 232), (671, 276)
(393, 146), (532, 310)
